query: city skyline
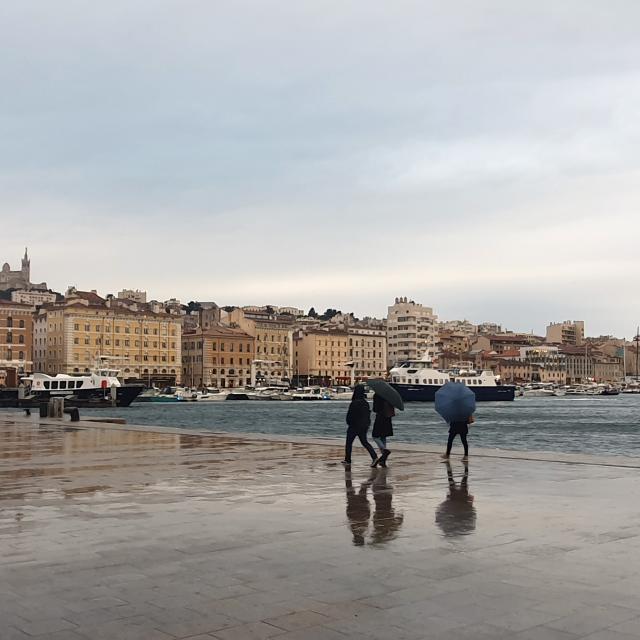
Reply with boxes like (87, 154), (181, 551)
(2, 245), (635, 341)
(3, 3), (640, 336)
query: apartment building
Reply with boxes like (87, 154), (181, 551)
(34, 291), (181, 385)
(347, 324), (387, 381)
(224, 308), (295, 384)
(182, 326), (255, 388)
(293, 329), (351, 386)
(0, 300), (34, 376)
(546, 321), (585, 346)
(386, 297), (437, 367)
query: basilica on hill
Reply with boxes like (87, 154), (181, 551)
(0, 248), (48, 292)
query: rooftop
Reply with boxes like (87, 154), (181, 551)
(2, 414), (640, 639)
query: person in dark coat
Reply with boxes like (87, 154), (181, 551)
(342, 385), (377, 465)
(371, 393), (395, 467)
(441, 415), (474, 460)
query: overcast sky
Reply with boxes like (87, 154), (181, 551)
(2, 1), (640, 336)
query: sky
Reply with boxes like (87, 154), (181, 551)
(2, 1), (640, 337)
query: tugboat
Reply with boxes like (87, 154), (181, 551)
(20, 364), (144, 408)
(389, 353), (516, 402)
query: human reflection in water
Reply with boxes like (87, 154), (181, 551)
(435, 462), (477, 538)
(344, 469), (404, 546)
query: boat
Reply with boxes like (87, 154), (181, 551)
(330, 386), (354, 400)
(196, 388), (230, 402)
(521, 383), (561, 397)
(389, 355), (516, 402)
(20, 367), (144, 408)
(134, 386), (179, 402)
(291, 386), (333, 401)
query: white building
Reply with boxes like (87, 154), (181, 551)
(11, 289), (57, 308)
(117, 289), (147, 304)
(386, 297), (438, 367)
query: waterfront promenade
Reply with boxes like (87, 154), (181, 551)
(2, 414), (640, 639)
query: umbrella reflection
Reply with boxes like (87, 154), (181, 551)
(435, 462), (476, 538)
(344, 468), (403, 547)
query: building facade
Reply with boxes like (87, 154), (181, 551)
(0, 300), (34, 378)
(117, 289), (148, 304)
(546, 321), (585, 346)
(386, 297), (438, 367)
(11, 289), (57, 308)
(182, 326), (255, 388)
(34, 292), (182, 385)
(347, 325), (387, 382)
(224, 308), (294, 384)
(293, 329), (351, 386)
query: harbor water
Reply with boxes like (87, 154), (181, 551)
(70, 395), (640, 458)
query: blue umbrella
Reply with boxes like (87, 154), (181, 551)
(434, 382), (476, 423)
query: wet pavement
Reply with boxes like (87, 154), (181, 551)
(2, 415), (640, 639)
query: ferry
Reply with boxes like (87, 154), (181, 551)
(389, 355), (516, 402)
(21, 367), (144, 407)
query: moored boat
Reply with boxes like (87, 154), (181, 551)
(389, 355), (516, 402)
(20, 367), (144, 408)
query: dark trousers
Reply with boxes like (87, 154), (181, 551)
(446, 431), (469, 456)
(345, 427), (377, 462)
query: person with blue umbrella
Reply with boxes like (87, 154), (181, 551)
(434, 382), (476, 461)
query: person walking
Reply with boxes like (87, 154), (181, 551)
(342, 385), (378, 466)
(371, 393), (395, 467)
(441, 415), (474, 461)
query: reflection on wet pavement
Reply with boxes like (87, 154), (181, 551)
(3, 415), (640, 639)
(435, 462), (476, 538)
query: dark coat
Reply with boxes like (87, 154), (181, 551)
(372, 394), (394, 438)
(449, 420), (469, 435)
(346, 386), (371, 432)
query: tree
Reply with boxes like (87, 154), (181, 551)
(308, 307), (318, 318)
(320, 308), (340, 321)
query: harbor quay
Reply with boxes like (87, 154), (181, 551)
(2, 417), (640, 639)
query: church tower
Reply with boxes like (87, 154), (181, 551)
(21, 247), (30, 280)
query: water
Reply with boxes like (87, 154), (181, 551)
(71, 395), (640, 458)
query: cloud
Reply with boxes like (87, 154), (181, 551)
(2, 1), (640, 336)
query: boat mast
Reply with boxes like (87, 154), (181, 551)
(634, 327), (640, 382)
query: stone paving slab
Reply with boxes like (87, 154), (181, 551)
(2, 414), (640, 639)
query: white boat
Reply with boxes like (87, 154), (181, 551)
(330, 386), (354, 400)
(521, 384), (560, 397)
(22, 367), (144, 407)
(196, 388), (230, 402)
(389, 355), (516, 402)
(291, 386), (333, 401)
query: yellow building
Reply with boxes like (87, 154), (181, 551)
(546, 321), (585, 346)
(182, 326), (255, 388)
(224, 308), (294, 384)
(293, 329), (351, 385)
(34, 291), (182, 385)
(347, 326), (387, 381)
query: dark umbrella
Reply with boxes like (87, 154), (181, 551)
(367, 379), (404, 411)
(434, 382), (476, 423)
